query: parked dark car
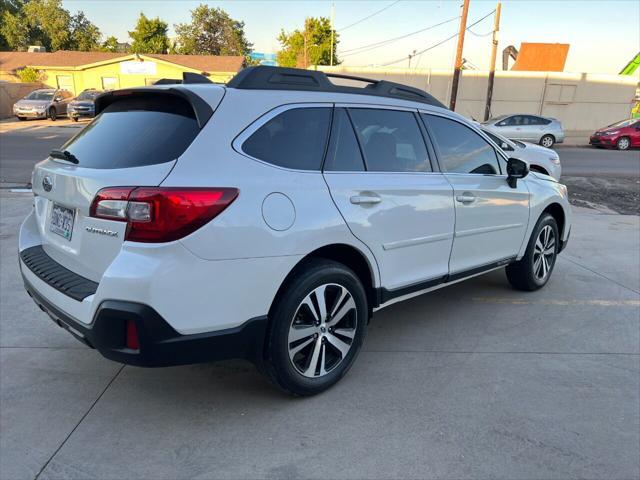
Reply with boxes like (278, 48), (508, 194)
(67, 89), (104, 122)
(589, 118), (640, 150)
(12, 88), (73, 121)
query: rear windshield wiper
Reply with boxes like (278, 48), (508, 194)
(50, 149), (79, 164)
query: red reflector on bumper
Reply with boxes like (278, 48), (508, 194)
(126, 320), (140, 350)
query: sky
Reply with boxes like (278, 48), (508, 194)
(61, 0), (640, 74)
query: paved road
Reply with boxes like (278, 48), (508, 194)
(556, 146), (640, 178)
(0, 120), (84, 184)
(1, 121), (639, 185)
(1, 191), (638, 479)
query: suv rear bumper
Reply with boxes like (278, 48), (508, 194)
(22, 275), (267, 367)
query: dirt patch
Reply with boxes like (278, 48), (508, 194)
(562, 176), (640, 215)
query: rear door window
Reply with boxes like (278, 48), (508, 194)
(242, 107), (331, 170)
(61, 95), (200, 169)
(348, 108), (431, 172)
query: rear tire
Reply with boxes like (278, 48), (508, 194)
(17, 117), (26, 121)
(506, 213), (559, 291)
(263, 259), (367, 396)
(540, 134), (555, 148)
(48, 107), (56, 121)
(616, 136), (630, 150)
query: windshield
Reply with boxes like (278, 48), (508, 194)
(76, 90), (101, 101)
(25, 90), (54, 100)
(606, 119), (637, 129)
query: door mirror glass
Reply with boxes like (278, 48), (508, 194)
(506, 157), (529, 188)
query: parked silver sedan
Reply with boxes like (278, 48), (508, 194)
(12, 88), (73, 121)
(482, 114), (564, 148)
(481, 127), (562, 180)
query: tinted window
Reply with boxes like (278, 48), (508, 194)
(349, 109), (431, 172)
(61, 96), (200, 169)
(77, 90), (101, 100)
(424, 115), (501, 175)
(324, 109), (365, 172)
(243, 107), (331, 170)
(26, 90), (54, 100)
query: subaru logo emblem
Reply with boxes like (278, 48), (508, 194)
(42, 176), (53, 192)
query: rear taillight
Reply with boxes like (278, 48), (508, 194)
(90, 187), (238, 243)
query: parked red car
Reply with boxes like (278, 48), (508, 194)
(589, 118), (640, 150)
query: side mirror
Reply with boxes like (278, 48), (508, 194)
(501, 141), (514, 151)
(506, 158), (529, 188)
(497, 122), (506, 127)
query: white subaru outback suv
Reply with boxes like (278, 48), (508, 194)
(19, 67), (571, 396)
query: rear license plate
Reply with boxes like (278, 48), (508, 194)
(50, 203), (75, 241)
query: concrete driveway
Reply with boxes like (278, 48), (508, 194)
(1, 189), (638, 480)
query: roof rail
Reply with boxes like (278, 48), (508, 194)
(152, 72), (214, 86)
(226, 66), (446, 109)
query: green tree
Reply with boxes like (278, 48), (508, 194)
(0, 0), (100, 51)
(69, 11), (101, 51)
(100, 35), (120, 52)
(174, 5), (252, 56)
(16, 66), (42, 82)
(277, 17), (338, 68)
(0, 0), (26, 49)
(22, 0), (72, 51)
(129, 13), (169, 54)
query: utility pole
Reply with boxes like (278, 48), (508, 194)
(449, 0), (470, 111)
(330, 2), (335, 66)
(483, 2), (501, 121)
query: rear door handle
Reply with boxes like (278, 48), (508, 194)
(350, 193), (381, 205)
(456, 193), (476, 204)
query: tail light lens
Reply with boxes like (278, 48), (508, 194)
(90, 187), (238, 243)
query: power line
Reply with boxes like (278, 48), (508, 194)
(337, 0), (402, 32)
(339, 15), (460, 57)
(467, 28), (493, 37)
(380, 9), (495, 67)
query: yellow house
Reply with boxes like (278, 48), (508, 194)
(0, 51), (245, 94)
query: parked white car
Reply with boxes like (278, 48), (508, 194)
(481, 127), (562, 180)
(19, 67), (572, 396)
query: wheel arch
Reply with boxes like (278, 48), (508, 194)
(268, 243), (379, 320)
(530, 165), (549, 176)
(541, 202), (566, 239)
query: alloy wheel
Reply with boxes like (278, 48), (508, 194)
(533, 225), (556, 281)
(541, 136), (554, 148)
(617, 137), (630, 150)
(288, 283), (357, 378)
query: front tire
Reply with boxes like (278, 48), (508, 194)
(506, 213), (559, 291)
(616, 136), (630, 150)
(540, 134), (555, 148)
(70, 116), (78, 122)
(48, 107), (57, 121)
(263, 259), (367, 396)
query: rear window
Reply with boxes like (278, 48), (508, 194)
(61, 95), (200, 169)
(242, 107), (331, 170)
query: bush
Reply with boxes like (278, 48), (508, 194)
(16, 67), (42, 83)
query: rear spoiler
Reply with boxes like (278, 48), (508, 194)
(94, 87), (214, 129)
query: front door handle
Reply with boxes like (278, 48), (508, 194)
(456, 193), (476, 204)
(350, 193), (381, 205)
